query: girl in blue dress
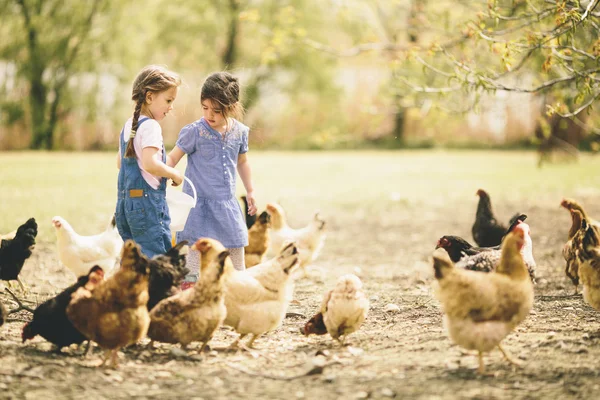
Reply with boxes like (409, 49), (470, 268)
(168, 72), (257, 286)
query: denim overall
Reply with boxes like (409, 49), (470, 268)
(115, 118), (172, 258)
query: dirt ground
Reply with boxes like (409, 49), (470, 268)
(1, 194), (600, 400)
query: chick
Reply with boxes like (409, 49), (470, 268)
(245, 211), (271, 268)
(224, 240), (299, 348)
(66, 240), (151, 368)
(303, 274), (369, 344)
(433, 224), (534, 374)
(148, 239), (229, 351)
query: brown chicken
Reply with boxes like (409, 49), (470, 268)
(66, 240), (151, 368)
(303, 274), (369, 344)
(147, 238), (229, 351)
(433, 224), (534, 374)
(244, 211), (271, 268)
(561, 198), (600, 294)
(574, 215), (600, 310)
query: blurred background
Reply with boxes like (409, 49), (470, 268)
(0, 0), (598, 158)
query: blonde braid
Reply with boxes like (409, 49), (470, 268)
(124, 98), (143, 158)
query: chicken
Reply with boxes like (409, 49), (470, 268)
(241, 195), (257, 229)
(52, 215), (122, 278)
(436, 236), (497, 263)
(147, 241), (190, 310)
(433, 224), (534, 374)
(472, 189), (526, 247)
(66, 240), (151, 368)
(453, 220), (536, 283)
(244, 211), (271, 268)
(22, 266), (105, 350)
(266, 202), (326, 271)
(148, 239), (229, 351)
(0, 301), (7, 327)
(574, 215), (600, 310)
(560, 198), (600, 294)
(0, 218), (37, 291)
(223, 240), (299, 348)
(303, 274), (369, 344)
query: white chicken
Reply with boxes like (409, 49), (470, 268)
(265, 202), (326, 271)
(303, 274), (369, 343)
(223, 240), (300, 348)
(52, 215), (122, 278)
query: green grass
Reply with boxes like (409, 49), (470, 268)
(1, 150), (600, 243)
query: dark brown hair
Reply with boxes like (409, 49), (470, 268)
(124, 65), (181, 158)
(201, 72), (244, 122)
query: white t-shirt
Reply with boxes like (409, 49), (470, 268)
(118, 116), (164, 189)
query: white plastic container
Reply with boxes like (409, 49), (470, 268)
(166, 176), (197, 232)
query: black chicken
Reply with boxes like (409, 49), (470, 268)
(0, 218), (38, 291)
(241, 195), (257, 230)
(21, 265), (105, 350)
(147, 241), (190, 310)
(472, 190), (528, 247)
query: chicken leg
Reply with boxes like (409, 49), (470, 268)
(498, 344), (522, 368)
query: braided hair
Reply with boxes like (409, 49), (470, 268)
(124, 65), (181, 158)
(201, 72), (244, 123)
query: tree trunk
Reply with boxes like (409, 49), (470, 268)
(222, 0), (240, 67)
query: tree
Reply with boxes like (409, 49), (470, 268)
(0, 0), (123, 149)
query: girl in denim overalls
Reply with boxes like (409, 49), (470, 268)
(115, 65), (183, 258)
(168, 72), (257, 286)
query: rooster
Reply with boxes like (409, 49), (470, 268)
(66, 240), (151, 368)
(244, 211), (271, 268)
(266, 202), (326, 272)
(22, 266), (105, 351)
(0, 218), (37, 291)
(433, 225), (534, 374)
(148, 239), (228, 351)
(53, 215), (122, 278)
(147, 241), (190, 310)
(303, 274), (369, 344)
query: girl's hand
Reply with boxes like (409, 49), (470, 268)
(171, 170), (183, 186)
(246, 192), (257, 216)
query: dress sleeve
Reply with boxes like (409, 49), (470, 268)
(239, 125), (249, 154)
(176, 124), (197, 155)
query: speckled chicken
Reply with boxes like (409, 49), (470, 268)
(455, 220), (536, 283)
(303, 274), (369, 344)
(433, 224), (534, 374)
(66, 240), (151, 368)
(560, 198), (599, 294)
(224, 240), (299, 348)
(148, 238), (228, 351)
(436, 236), (497, 263)
(574, 215), (600, 310)
(244, 211), (271, 268)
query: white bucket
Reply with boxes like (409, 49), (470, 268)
(166, 176), (197, 232)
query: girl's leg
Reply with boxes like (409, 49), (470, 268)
(228, 247), (246, 271)
(183, 247), (201, 286)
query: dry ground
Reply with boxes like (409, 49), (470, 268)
(1, 151), (600, 399)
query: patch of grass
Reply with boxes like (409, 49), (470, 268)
(1, 150), (600, 243)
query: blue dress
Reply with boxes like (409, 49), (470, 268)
(175, 117), (249, 248)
